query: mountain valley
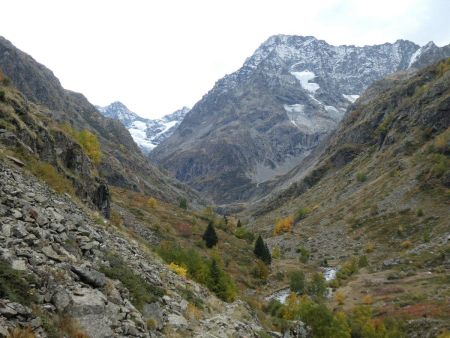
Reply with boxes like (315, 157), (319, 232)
(0, 33), (449, 338)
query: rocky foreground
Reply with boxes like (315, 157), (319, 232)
(0, 158), (263, 337)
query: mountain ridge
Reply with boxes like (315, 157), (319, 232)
(151, 35), (450, 204)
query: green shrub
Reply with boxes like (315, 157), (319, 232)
(234, 227), (255, 243)
(356, 172), (367, 182)
(294, 207), (310, 221)
(179, 198), (188, 209)
(0, 89), (5, 102)
(100, 252), (163, 310)
(297, 246), (310, 263)
(290, 270), (306, 294)
(157, 243), (236, 302)
(0, 259), (37, 305)
(307, 273), (327, 299)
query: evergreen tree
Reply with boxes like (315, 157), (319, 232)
(223, 215), (228, 225)
(237, 219), (242, 227)
(207, 257), (236, 302)
(202, 221), (218, 248)
(179, 198), (187, 210)
(254, 235), (271, 265)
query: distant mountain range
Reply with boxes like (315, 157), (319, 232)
(96, 102), (189, 153)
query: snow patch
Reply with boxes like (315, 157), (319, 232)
(343, 94), (359, 103)
(291, 71), (320, 93)
(408, 47), (423, 68)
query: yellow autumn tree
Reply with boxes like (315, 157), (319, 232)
(274, 215), (294, 235)
(77, 129), (102, 164)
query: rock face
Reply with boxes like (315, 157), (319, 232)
(97, 102), (189, 153)
(0, 36), (204, 208)
(0, 159), (262, 337)
(151, 35), (450, 204)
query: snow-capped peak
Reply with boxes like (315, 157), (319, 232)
(97, 102), (190, 153)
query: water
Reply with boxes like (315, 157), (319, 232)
(266, 267), (338, 304)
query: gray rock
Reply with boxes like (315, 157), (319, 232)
(51, 288), (72, 312)
(11, 259), (27, 271)
(12, 222), (28, 238)
(72, 265), (107, 288)
(41, 246), (63, 262)
(167, 313), (188, 328)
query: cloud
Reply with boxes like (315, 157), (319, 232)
(0, 0), (448, 118)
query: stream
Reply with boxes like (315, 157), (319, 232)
(266, 267), (338, 304)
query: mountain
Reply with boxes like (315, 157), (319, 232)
(0, 36), (203, 209)
(97, 102), (189, 153)
(151, 35), (450, 204)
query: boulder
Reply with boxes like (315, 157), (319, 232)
(71, 265), (107, 288)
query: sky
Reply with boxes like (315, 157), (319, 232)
(0, 0), (449, 118)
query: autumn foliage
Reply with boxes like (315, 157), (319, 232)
(273, 216), (294, 235)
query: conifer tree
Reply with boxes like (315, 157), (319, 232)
(237, 219), (242, 227)
(254, 235), (271, 265)
(202, 221), (218, 248)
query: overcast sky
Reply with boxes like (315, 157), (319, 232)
(1, 0), (449, 118)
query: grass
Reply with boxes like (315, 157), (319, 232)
(100, 251), (164, 310)
(0, 259), (37, 305)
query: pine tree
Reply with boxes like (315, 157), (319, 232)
(223, 215), (228, 225)
(254, 235), (271, 265)
(202, 221), (218, 248)
(237, 219), (242, 227)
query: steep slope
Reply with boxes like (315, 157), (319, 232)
(151, 35), (449, 204)
(0, 157), (263, 337)
(97, 102), (189, 153)
(0, 36), (203, 207)
(245, 58), (450, 336)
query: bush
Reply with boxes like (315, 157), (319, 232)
(147, 197), (157, 208)
(0, 89), (5, 102)
(358, 255), (369, 268)
(169, 262), (187, 278)
(234, 227), (254, 243)
(100, 252), (164, 310)
(252, 260), (270, 281)
(335, 290), (345, 305)
(356, 172), (367, 182)
(365, 242), (374, 253)
(0, 259), (37, 306)
(307, 273), (327, 299)
(175, 223), (193, 237)
(400, 240), (412, 249)
(294, 207), (310, 221)
(274, 216), (294, 235)
(157, 243), (235, 302)
(297, 246), (310, 263)
(290, 271), (306, 294)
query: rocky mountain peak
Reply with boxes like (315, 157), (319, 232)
(97, 102), (190, 153)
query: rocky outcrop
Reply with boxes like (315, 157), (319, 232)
(0, 159), (262, 337)
(151, 35), (450, 204)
